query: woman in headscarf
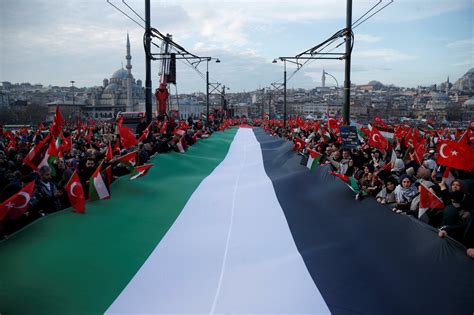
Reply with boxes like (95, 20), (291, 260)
(393, 174), (418, 212)
(376, 176), (398, 205)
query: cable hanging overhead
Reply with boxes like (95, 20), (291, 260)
(270, 0), (393, 126)
(271, 0), (394, 86)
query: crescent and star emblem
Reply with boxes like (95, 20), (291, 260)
(15, 192), (30, 209)
(70, 182), (79, 198)
(439, 143), (449, 158)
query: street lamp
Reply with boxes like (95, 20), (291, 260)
(323, 70), (339, 88)
(70, 80), (77, 121)
(322, 70), (340, 117)
(70, 80), (75, 106)
(221, 85), (230, 118)
(267, 87), (272, 119)
(272, 58), (301, 127)
(206, 57), (220, 124)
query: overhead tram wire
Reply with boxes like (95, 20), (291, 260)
(176, 58), (206, 81)
(106, 0), (144, 29)
(142, 28), (208, 81)
(351, 0), (382, 28)
(271, 0), (392, 85)
(270, 0), (393, 126)
(121, 0), (146, 23)
(108, 0), (391, 86)
(107, 0), (224, 121)
(352, 0), (394, 30)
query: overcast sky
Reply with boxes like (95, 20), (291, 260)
(0, 0), (472, 93)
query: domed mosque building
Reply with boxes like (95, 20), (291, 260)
(83, 34), (145, 119)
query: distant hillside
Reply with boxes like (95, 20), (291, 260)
(452, 68), (474, 92)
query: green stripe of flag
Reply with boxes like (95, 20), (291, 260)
(306, 155), (321, 172)
(0, 128), (238, 315)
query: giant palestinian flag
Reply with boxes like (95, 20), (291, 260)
(1, 128), (473, 314)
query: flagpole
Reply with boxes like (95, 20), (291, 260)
(342, 0), (352, 125)
(144, 0), (153, 124)
(206, 58), (210, 126)
(283, 60), (287, 127)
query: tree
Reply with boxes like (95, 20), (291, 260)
(0, 104), (48, 125)
(445, 104), (463, 121)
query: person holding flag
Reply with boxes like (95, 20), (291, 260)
(65, 170), (85, 213)
(0, 181), (35, 221)
(31, 166), (63, 214)
(438, 188), (474, 253)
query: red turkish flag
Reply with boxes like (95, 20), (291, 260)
(6, 139), (16, 152)
(105, 142), (113, 161)
(179, 121), (190, 130)
(160, 121), (168, 134)
(368, 126), (388, 151)
(84, 127), (92, 144)
(455, 129), (463, 140)
(174, 128), (185, 136)
(458, 129), (474, 146)
(373, 116), (389, 129)
(119, 126), (138, 149)
(23, 134), (52, 171)
(419, 184), (444, 209)
(0, 181), (35, 220)
(59, 134), (72, 154)
(50, 106), (64, 137)
(117, 116), (124, 129)
(328, 117), (341, 130)
(296, 116), (304, 127)
(65, 171), (85, 213)
(436, 140), (474, 171)
(138, 123), (152, 142)
(410, 140), (426, 165)
(292, 137), (306, 152)
(113, 139), (121, 154)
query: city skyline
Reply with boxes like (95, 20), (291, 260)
(1, 0), (472, 93)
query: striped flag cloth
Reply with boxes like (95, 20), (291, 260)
(130, 164), (154, 180)
(306, 149), (322, 171)
(89, 162), (110, 200)
(1, 127), (473, 315)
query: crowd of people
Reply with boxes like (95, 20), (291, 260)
(263, 117), (474, 258)
(0, 112), (237, 237)
(2, 111), (474, 259)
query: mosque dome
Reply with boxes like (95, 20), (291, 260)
(463, 97), (474, 108)
(111, 68), (129, 80)
(104, 82), (120, 92)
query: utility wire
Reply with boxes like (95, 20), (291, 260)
(353, 0), (394, 29)
(106, 0), (144, 29)
(351, 0), (382, 27)
(107, 1), (226, 98)
(274, 0), (392, 85)
(122, 0), (146, 22)
(287, 32), (352, 83)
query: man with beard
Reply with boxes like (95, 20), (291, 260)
(78, 158), (96, 199)
(31, 166), (63, 214)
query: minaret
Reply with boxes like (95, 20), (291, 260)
(322, 69), (326, 88)
(445, 75), (449, 94)
(126, 33), (133, 111)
